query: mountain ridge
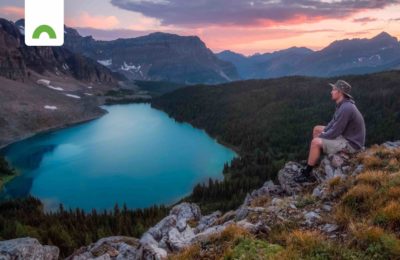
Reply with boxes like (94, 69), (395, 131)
(57, 22), (240, 84)
(217, 31), (400, 79)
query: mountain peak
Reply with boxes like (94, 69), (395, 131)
(145, 32), (200, 41)
(216, 50), (246, 58)
(372, 31), (395, 41)
(147, 31), (177, 38)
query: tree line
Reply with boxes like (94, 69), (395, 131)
(0, 196), (169, 257)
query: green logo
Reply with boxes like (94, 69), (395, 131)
(32, 25), (57, 39)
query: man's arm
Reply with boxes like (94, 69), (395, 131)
(319, 105), (352, 139)
(323, 118), (335, 132)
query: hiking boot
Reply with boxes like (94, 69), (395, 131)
(294, 168), (316, 183)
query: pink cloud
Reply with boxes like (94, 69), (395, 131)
(66, 12), (119, 30)
(0, 6), (24, 20)
(195, 27), (339, 54)
(353, 17), (378, 23)
(254, 14), (327, 27)
(77, 25), (340, 55)
(110, 0), (400, 28)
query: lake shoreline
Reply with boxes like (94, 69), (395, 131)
(1, 100), (242, 159)
(0, 99), (155, 151)
(0, 174), (17, 192)
(0, 110), (104, 191)
(150, 102), (242, 156)
(0, 109), (107, 151)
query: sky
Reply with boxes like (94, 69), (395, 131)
(1, 0), (400, 55)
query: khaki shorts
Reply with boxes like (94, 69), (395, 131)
(321, 135), (357, 154)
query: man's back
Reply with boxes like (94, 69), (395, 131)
(319, 98), (366, 150)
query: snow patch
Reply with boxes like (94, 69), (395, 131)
(65, 94), (81, 99)
(219, 71), (231, 81)
(62, 63), (69, 70)
(44, 105), (57, 110)
(369, 54), (381, 60)
(18, 26), (25, 35)
(37, 79), (50, 86)
(121, 62), (141, 72)
(48, 85), (64, 91)
(97, 59), (112, 67)
(84, 93), (94, 96)
(381, 46), (394, 50)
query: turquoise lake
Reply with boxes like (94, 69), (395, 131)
(0, 104), (236, 212)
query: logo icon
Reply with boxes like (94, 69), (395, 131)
(25, 0), (64, 46)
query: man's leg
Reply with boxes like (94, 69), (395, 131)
(308, 137), (323, 166)
(295, 137), (323, 183)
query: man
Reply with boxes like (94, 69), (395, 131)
(294, 80), (366, 183)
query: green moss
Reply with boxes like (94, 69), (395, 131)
(0, 156), (17, 191)
(0, 174), (16, 188)
(224, 238), (283, 260)
(380, 233), (400, 257)
(295, 195), (316, 208)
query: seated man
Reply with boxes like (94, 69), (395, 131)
(294, 80), (366, 183)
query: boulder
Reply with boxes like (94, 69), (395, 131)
(382, 140), (400, 149)
(137, 202), (201, 259)
(194, 211), (222, 233)
(166, 226), (195, 251)
(235, 180), (284, 221)
(277, 161), (307, 195)
(66, 236), (140, 260)
(304, 211), (321, 226)
(169, 203), (201, 224)
(191, 221), (235, 243)
(312, 151), (356, 200)
(312, 152), (353, 183)
(0, 237), (59, 260)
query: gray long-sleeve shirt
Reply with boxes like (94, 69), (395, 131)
(319, 98), (366, 150)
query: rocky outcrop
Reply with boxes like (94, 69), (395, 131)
(139, 202), (201, 258)
(312, 152), (356, 183)
(277, 162), (307, 195)
(0, 237), (59, 259)
(311, 151), (361, 201)
(277, 150), (361, 201)
(1, 19), (119, 83)
(64, 202), (264, 259)
(236, 180), (283, 221)
(0, 18), (26, 80)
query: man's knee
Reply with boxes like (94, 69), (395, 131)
(311, 137), (323, 148)
(313, 125), (325, 138)
(313, 125), (325, 132)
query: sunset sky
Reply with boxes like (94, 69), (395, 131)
(1, 0), (400, 55)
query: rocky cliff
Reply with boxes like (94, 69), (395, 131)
(0, 18), (120, 83)
(2, 141), (399, 259)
